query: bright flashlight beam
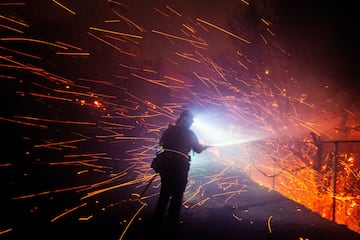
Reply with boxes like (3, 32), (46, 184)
(212, 138), (259, 147)
(192, 116), (261, 147)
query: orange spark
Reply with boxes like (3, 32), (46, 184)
(131, 73), (183, 89)
(51, 203), (88, 223)
(81, 174), (157, 200)
(25, 92), (73, 102)
(55, 41), (82, 51)
(182, 23), (196, 34)
(15, 116), (96, 125)
(0, 14), (29, 27)
(111, 9), (147, 32)
(0, 3), (25, 6)
(0, 23), (23, 33)
(196, 18), (251, 44)
(107, 0), (127, 7)
(0, 116), (48, 128)
(12, 185), (87, 200)
(175, 52), (201, 63)
(87, 31), (137, 56)
(166, 5), (182, 16)
(0, 227), (12, 235)
(55, 52), (90, 56)
(34, 138), (88, 148)
(153, 7), (169, 17)
(51, 0), (76, 15)
(0, 46), (42, 59)
(151, 29), (208, 46)
(267, 216), (273, 233)
(0, 37), (68, 49)
(89, 26), (143, 39)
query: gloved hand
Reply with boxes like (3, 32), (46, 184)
(204, 145), (214, 149)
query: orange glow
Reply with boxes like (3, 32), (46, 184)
(347, 156), (355, 162)
(94, 100), (102, 108)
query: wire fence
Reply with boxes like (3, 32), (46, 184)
(248, 138), (360, 234)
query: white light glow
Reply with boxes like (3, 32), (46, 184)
(191, 115), (261, 147)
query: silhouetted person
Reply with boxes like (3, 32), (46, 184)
(153, 109), (210, 235)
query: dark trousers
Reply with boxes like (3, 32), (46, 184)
(153, 156), (189, 230)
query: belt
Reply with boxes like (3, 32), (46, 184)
(162, 148), (189, 160)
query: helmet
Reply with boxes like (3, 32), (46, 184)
(179, 109), (194, 121)
(177, 109), (194, 127)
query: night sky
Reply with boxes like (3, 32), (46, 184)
(272, 1), (359, 93)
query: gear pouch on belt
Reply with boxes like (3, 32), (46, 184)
(151, 152), (164, 173)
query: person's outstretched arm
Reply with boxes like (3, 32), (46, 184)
(190, 131), (210, 153)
